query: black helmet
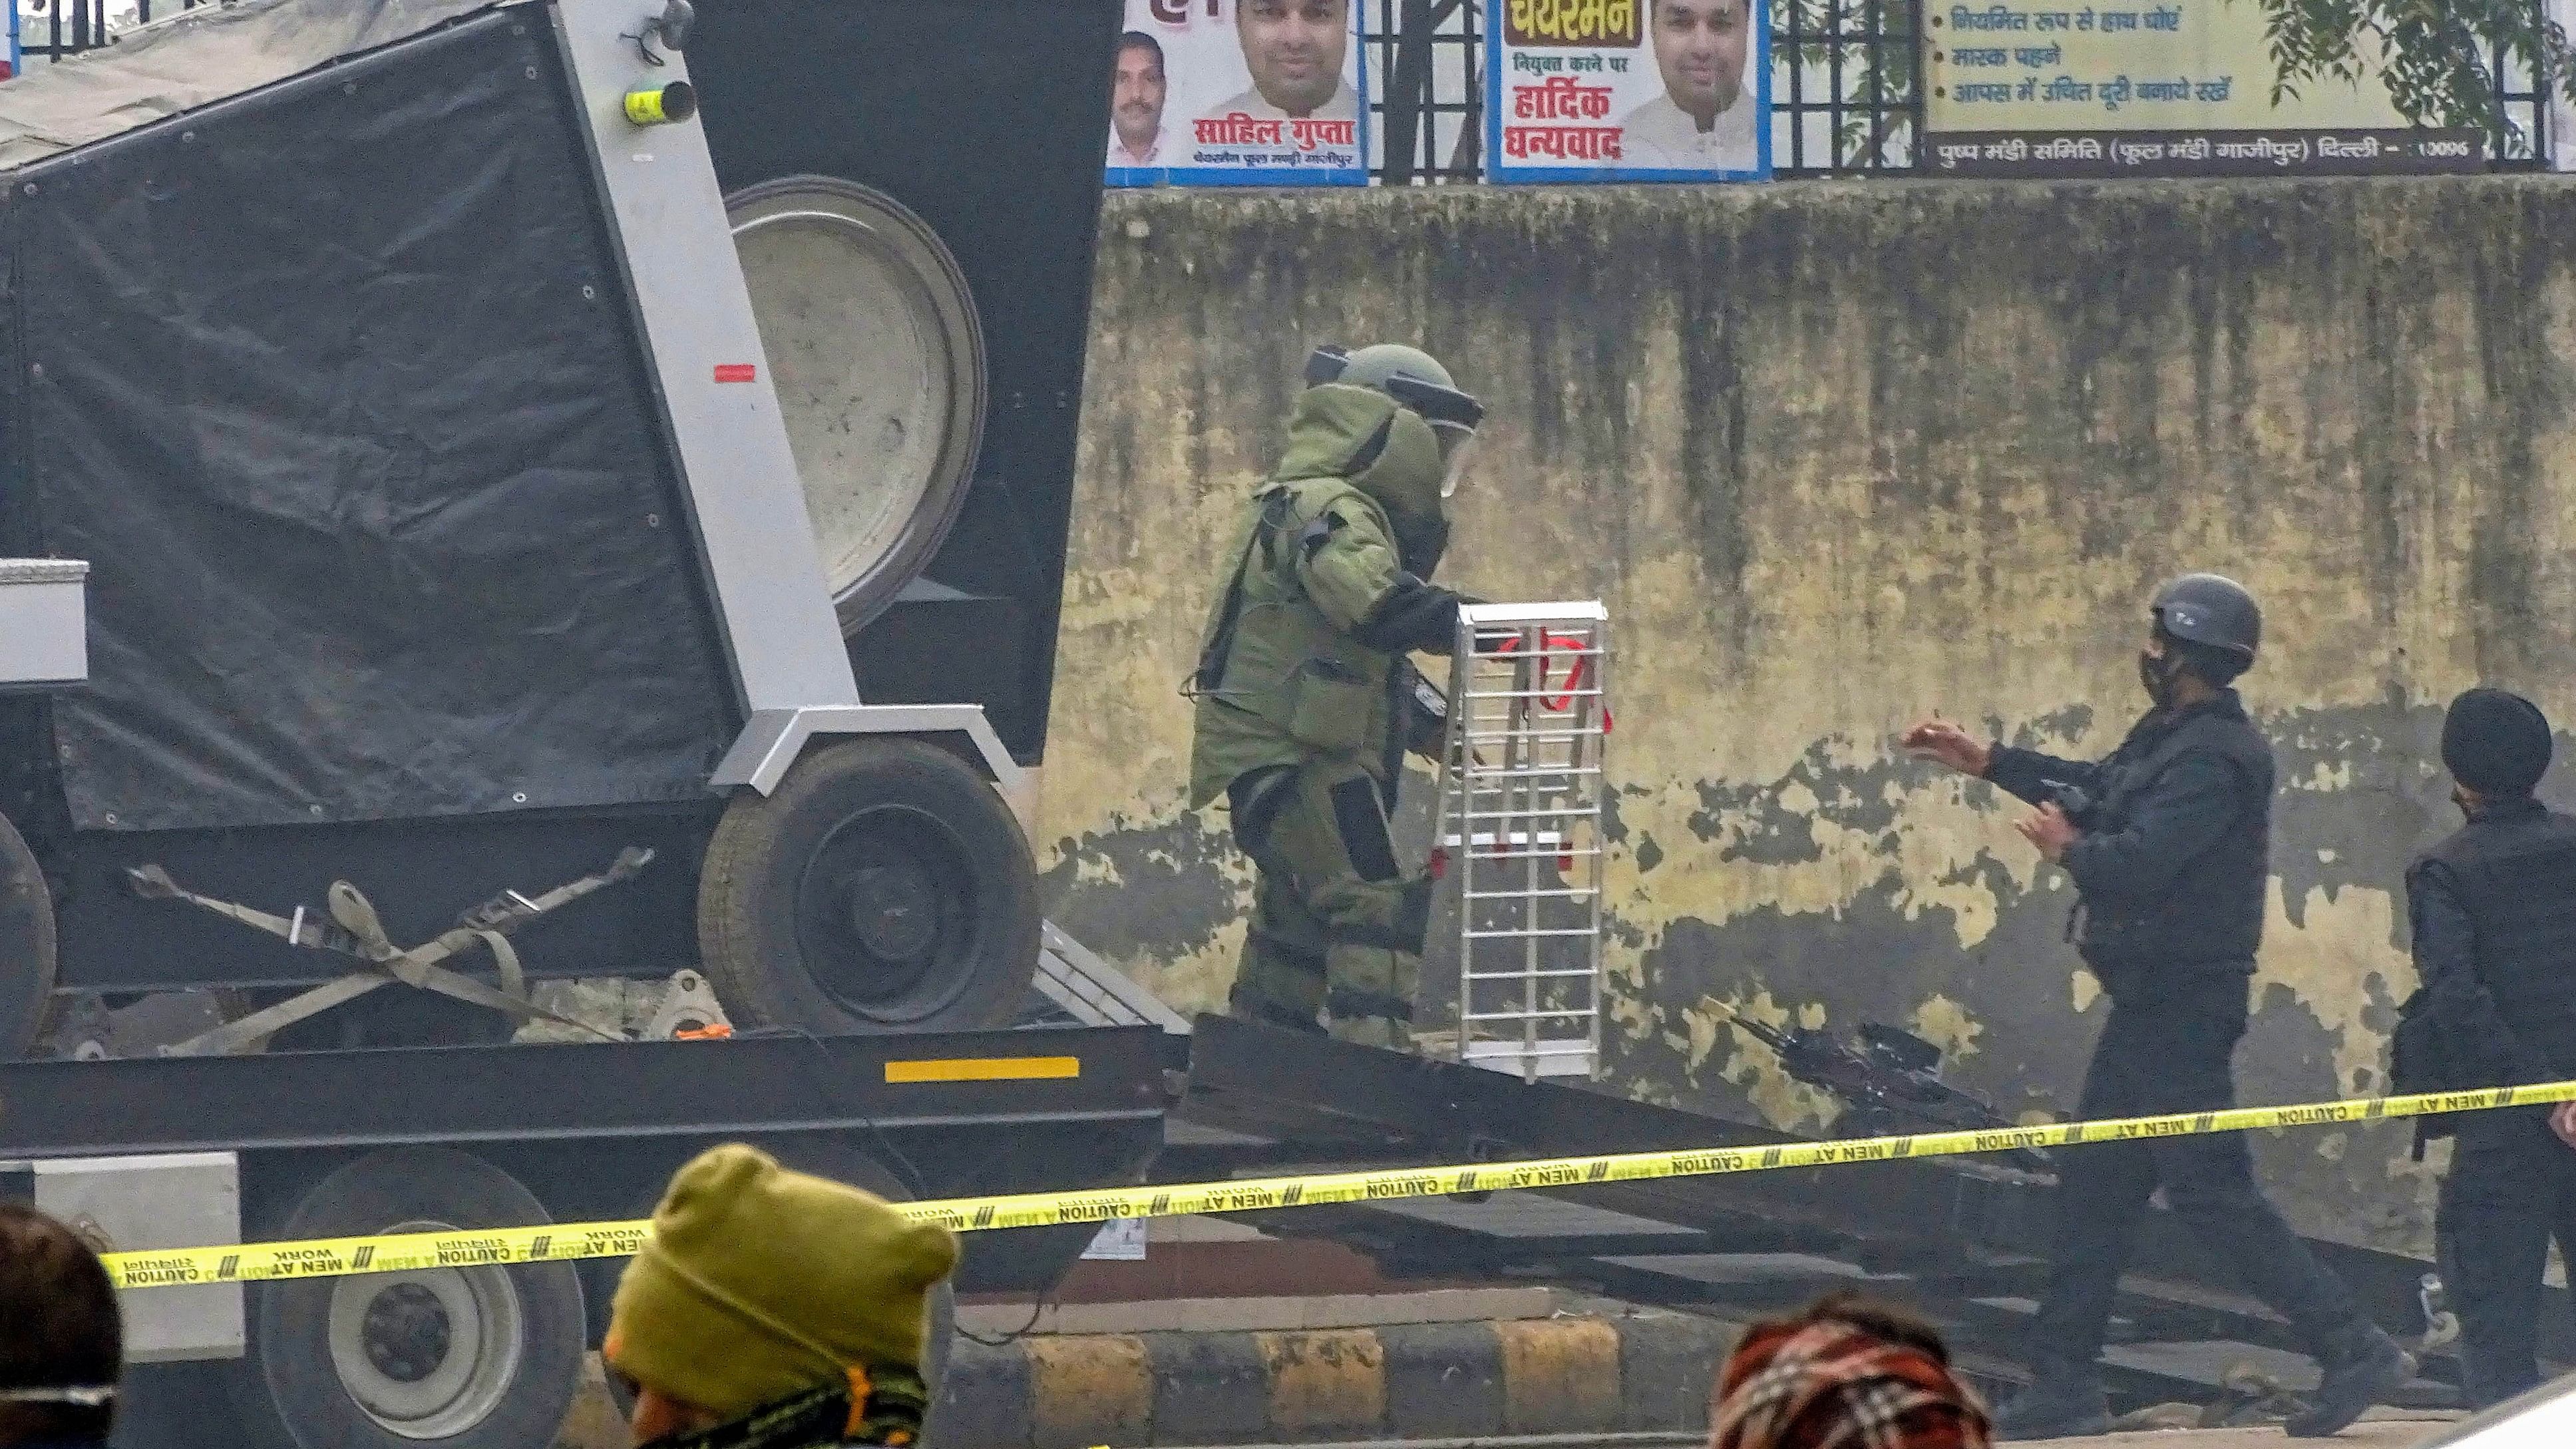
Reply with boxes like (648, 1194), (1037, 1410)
(2150, 573), (2260, 664)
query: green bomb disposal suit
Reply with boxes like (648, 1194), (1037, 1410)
(1189, 355), (1479, 1047)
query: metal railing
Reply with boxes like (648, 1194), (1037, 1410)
(17, 0), (187, 67)
(1772, 0), (1923, 176)
(1368, 0), (1485, 184)
(2488, 27), (2555, 166)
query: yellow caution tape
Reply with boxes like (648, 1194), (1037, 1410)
(94, 1078), (2576, 1291)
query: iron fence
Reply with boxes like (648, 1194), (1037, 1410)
(2489, 27), (2554, 166)
(10, 0), (2560, 177)
(1771, 0), (1922, 176)
(17, 0), (180, 68)
(1367, 0), (1486, 183)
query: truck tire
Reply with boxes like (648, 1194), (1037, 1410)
(232, 1148), (584, 1449)
(590, 1134), (956, 1431)
(0, 807), (57, 1060)
(698, 739), (1037, 1032)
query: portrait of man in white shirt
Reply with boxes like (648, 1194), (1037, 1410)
(1109, 30), (1175, 167)
(1214, 0), (1360, 121)
(1619, 0), (1759, 171)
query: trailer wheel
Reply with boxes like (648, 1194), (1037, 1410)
(591, 1135), (957, 1430)
(699, 739), (1037, 1032)
(232, 1149), (583, 1449)
(0, 808), (57, 1060)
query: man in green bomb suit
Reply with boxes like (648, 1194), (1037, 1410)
(1188, 343), (1485, 1048)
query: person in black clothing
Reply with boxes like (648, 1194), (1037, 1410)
(2406, 687), (2576, 1409)
(1903, 574), (2412, 1440)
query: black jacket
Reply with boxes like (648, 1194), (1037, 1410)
(1987, 690), (2273, 1000)
(2405, 797), (2576, 1085)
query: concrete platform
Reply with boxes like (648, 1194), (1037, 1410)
(2016, 1412), (2457, 1449)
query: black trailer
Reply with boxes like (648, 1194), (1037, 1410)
(0, 0), (1123, 1058)
(5, 1009), (2523, 1445)
(0, 2), (1158, 1444)
(0, 1026), (1171, 1447)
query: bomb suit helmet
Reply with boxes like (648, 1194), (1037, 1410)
(1304, 343), (1485, 498)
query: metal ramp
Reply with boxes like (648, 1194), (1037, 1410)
(1031, 919), (1191, 1032)
(1159, 1016), (2495, 1416)
(1431, 601), (1610, 1081)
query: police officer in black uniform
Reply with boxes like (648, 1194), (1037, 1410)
(1904, 574), (2413, 1439)
(2403, 688), (2576, 1409)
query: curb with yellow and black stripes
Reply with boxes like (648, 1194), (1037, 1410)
(930, 1311), (1744, 1449)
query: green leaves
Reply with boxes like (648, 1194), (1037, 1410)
(2258, 0), (2574, 154)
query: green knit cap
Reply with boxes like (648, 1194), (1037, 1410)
(606, 1144), (959, 1418)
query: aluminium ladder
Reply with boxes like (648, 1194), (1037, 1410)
(1431, 601), (1609, 1082)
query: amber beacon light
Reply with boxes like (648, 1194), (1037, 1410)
(623, 79), (697, 125)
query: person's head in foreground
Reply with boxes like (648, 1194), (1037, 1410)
(0, 1201), (123, 1448)
(605, 1143), (960, 1448)
(1709, 1292), (1991, 1449)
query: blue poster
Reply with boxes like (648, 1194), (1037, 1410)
(1485, 0), (1771, 183)
(1107, 0), (1371, 188)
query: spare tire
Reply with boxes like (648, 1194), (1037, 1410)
(697, 739), (1037, 1032)
(0, 808), (57, 1060)
(729, 178), (986, 636)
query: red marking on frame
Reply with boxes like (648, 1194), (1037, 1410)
(713, 363), (757, 383)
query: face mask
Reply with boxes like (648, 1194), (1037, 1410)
(2137, 649), (2177, 709)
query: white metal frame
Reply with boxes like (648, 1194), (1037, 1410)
(1431, 601), (1609, 1082)
(553, 0), (1025, 801)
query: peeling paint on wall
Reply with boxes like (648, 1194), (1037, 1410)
(1038, 178), (2576, 1256)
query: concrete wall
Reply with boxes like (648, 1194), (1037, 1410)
(1037, 176), (2576, 1256)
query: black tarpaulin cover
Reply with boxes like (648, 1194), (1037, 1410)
(0, 6), (739, 832)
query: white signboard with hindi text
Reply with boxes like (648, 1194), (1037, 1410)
(1106, 0), (1370, 188)
(1923, 0), (2482, 176)
(1485, 0), (1770, 183)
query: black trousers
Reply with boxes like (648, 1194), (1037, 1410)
(2030, 970), (2368, 1366)
(2440, 1110), (2576, 1407)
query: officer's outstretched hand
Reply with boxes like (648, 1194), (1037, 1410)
(2016, 802), (2080, 863)
(1901, 716), (1990, 779)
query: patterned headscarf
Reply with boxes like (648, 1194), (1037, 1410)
(1710, 1315), (1992, 1449)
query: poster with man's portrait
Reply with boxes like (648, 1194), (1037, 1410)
(1485, 0), (1772, 182)
(1106, 0), (1371, 187)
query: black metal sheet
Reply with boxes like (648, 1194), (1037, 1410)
(1175, 1015), (2054, 1255)
(0, 1026), (1169, 1158)
(687, 0), (1123, 765)
(3, 9), (737, 834)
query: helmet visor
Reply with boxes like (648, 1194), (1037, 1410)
(1433, 421), (1476, 499)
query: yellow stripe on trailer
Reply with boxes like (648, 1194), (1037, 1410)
(883, 1055), (1083, 1084)
(92, 1078), (2576, 1291)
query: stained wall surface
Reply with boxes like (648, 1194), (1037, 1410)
(1039, 177), (2576, 1254)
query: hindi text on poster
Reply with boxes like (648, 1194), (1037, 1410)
(1107, 0), (1370, 188)
(1505, 0), (1644, 47)
(1924, 1), (2482, 176)
(1487, 0), (1769, 182)
(1929, 127), (2484, 176)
